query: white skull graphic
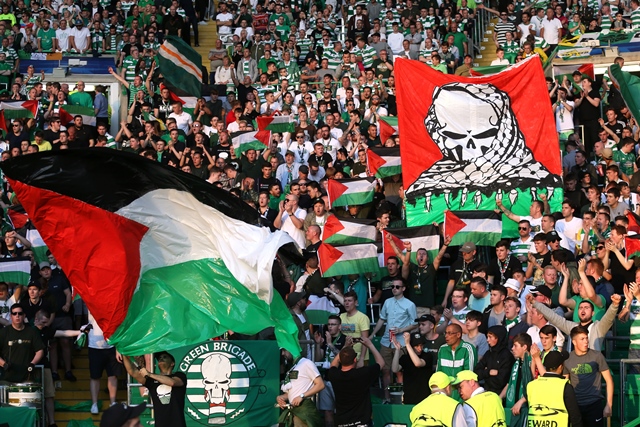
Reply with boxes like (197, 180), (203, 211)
(202, 354), (232, 402)
(157, 384), (172, 405)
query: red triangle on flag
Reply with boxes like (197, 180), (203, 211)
(367, 150), (386, 177)
(318, 243), (343, 274)
(7, 208), (28, 230)
(444, 210), (467, 239)
(256, 114), (276, 131)
(327, 180), (349, 208)
(322, 215), (344, 240)
(627, 211), (640, 234)
(382, 230), (405, 261)
(578, 64), (595, 80)
(626, 236), (640, 258)
(22, 100), (39, 116)
(58, 107), (74, 125)
(255, 130), (271, 146)
(379, 120), (396, 143)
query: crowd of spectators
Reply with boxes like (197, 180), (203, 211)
(0, 0), (640, 426)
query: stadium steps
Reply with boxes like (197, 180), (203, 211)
(52, 349), (128, 427)
(194, 20), (219, 72)
(475, 19), (500, 67)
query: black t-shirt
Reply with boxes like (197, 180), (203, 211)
(43, 129), (61, 146)
(578, 89), (601, 122)
(373, 273), (403, 306)
(399, 351), (433, 404)
(372, 59), (393, 79)
(37, 325), (56, 369)
(327, 363), (381, 426)
(408, 263), (437, 308)
(20, 295), (57, 325)
(43, 269), (71, 317)
(145, 372), (188, 427)
(7, 130), (30, 151)
(487, 255), (523, 287)
(310, 153), (333, 169)
(448, 258), (482, 290)
(0, 325), (45, 382)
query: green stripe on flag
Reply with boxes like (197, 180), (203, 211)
(609, 64), (640, 126)
(0, 258), (31, 285)
(157, 36), (203, 98)
(26, 228), (49, 263)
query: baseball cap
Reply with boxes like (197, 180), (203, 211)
(312, 198), (325, 206)
(542, 350), (569, 371)
(602, 148), (613, 160)
(100, 402), (147, 427)
(429, 371), (455, 389)
(286, 291), (306, 307)
(39, 261), (51, 270)
(285, 150), (295, 157)
(546, 230), (562, 242)
(451, 370), (478, 385)
(460, 242), (476, 253)
(530, 285), (552, 299)
(75, 19), (83, 25)
(409, 333), (426, 346)
(415, 314), (436, 325)
(504, 279), (520, 292)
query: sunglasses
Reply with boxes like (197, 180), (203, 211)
(518, 227), (529, 230)
(392, 285), (403, 289)
(299, 182), (307, 185)
(296, 135), (304, 139)
(11, 311), (24, 316)
(596, 246), (605, 250)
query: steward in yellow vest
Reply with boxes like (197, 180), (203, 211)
(451, 370), (506, 427)
(410, 372), (459, 427)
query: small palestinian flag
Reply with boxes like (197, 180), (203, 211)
(25, 223), (49, 264)
(626, 210), (640, 234)
(469, 64), (509, 76)
(367, 147), (401, 179)
(231, 130), (268, 157)
(553, 63), (595, 86)
(321, 215), (377, 245)
(0, 101), (38, 132)
(6, 205), (28, 230)
(0, 149), (301, 356)
(382, 225), (440, 264)
(318, 243), (380, 277)
(445, 210), (502, 247)
(306, 296), (340, 325)
(0, 257), (31, 285)
(379, 116), (398, 143)
(626, 235), (640, 259)
(257, 113), (296, 134)
(327, 177), (376, 208)
(59, 105), (97, 127)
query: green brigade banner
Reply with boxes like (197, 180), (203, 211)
(168, 340), (280, 427)
(394, 57), (563, 238)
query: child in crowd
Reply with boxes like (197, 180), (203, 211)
(462, 310), (489, 359)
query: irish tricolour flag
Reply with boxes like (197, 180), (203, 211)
(318, 243), (380, 277)
(444, 210), (502, 247)
(367, 147), (401, 178)
(232, 130), (268, 157)
(157, 36), (203, 98)
(0, 150), (301, 356)
(0, 257), (31, 285)
(327, 177), (376, 208)
(321, 215), (377, 245)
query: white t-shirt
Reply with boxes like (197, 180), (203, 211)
(281, 357), (320, 400)
(541, 17), (563, 44)
(56, 28), (72, 51)
(281, 208), (307, 248)
(169, 111), (193, 134)
(490, 58), (510, 66)
(87, 312), (114, 349)
(556, 217), (583, 252)
(555, 100), (575, 132)
(0, 294), (18, 322)
(216, 12), (234, 34)
(520, 215), (543, 234)
(70, 27), (91, 51)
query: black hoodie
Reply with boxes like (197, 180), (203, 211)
(473, 325), (515, 394)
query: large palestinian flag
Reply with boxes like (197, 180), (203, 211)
(0, 150), (301, 356)
(395, 56), (563, 237)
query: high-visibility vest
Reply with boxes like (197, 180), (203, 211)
(466, 390), (506, 427)
(409, 392), (458, 427)
(527, 375), (570, 427)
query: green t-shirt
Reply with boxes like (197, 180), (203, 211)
(68, 91), (93, 108)
(613, 149), (635, 177)
(37, 27), (56, 51)
(571, 295), (606, 322)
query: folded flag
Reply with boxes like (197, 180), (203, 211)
(626, 235), (640, 259)
(321, 215), (377, 245)
(59, 105), (97, 127)
(142, 112), (166, 131)
(0, 149), (301, 356)
(367, 147), (401, 179)
(379, 116), (398, 144)
(157, 36), (203, 98)
(0, 101), (38, 132)
(382, 225), (440, 265)
(318, 243), (380, 277)
(0, 257), (31, 285)
(231, 130), (269, 157)
(327, 177), (376, 208)
(445, 210), (502, 247)
(609, 63), (640, 125)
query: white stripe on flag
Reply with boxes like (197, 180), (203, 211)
(159, 43), (202, 81)
(459, 218), (502, 233)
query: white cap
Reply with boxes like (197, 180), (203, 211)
(504, 279), (520, 292)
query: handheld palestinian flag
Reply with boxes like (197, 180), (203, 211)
(395, 56), (562, 237)
(25, 222), (49, 264)
(625, 235), (640, 259)
(0, 149), (301, 356)
(469, 64), (509, 76)
(321, 215), (377, 245)
(553, 63), (595, 89)
(0, 101), (38, 132)
(157, 36), (203, 98)
(379, 116), (398, 143)
(318, 243), (380, 277)
(59, 105), (97, 127)
(609, 64), (640, 125)
(327, 177), (376, 208)
(257, 113), (296, 134)
(306, 295), (340, 325)
(382, 225), (440, 265)
(231, 130), (268, 157)
(367, 147), (401, 179)
(444, 210), (502, 247)
(0, 257), (31, 285)
(142, 112), (166, 131)
(6, 205), (28, 230)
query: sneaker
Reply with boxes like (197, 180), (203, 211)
(198, 21), (207, 25)
(65, 371), (77, 382)
(110, 401), (117, 407)
(51, 372), (60, 381)
(90, 403), (99, 414)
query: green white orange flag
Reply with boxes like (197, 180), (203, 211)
(445, 210), (502, 247)
(59, 105), (97, 127)
(157, 36), (203, 98)
(609, 63), (640, 125)
(327, 177), (376, 208)
(321, 215), (377, 245)
(0, 257), (31, 285)
(231, 130), (268, 157)
(379, 116), (398, 143)
(317, 243), (380, 277)
(367, 147), (401, 178)
(0, 149), (301, 356)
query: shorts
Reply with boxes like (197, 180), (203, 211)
(316, 381), (335, 411)
(43, 368), (55, 399)
(380, 345), (396, 371)
(51, 316), (72, 331)
(88, 347), (121, 379)
(73, 298), (88, 315)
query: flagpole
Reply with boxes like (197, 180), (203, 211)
(367, 276), (375, 322)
